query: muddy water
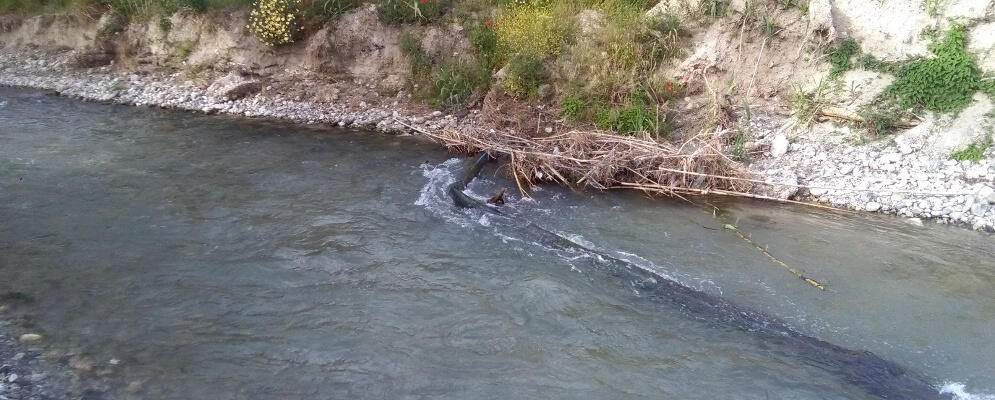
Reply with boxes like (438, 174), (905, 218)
(1, 87), (993, 399)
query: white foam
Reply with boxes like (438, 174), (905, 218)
(940, 383), (995, 400)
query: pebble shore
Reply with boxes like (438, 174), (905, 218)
(2, 48), (993, 232)
(749, 115), (995, 232)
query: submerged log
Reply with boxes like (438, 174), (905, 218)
(446, 154), (950, 400)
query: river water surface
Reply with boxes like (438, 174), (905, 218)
(1, 87), (994, 399)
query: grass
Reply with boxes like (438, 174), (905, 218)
(791, 79), (831, 125)
(432, 59), (486, 108)
(400, 31), (486, 109)
(377, 0), (447, 25)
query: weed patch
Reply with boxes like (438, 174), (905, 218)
(827, 38), (859, 79)
(951, 135), (993, 163)
(884, 24), (980, 113)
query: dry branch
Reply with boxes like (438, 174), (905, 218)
(420, 126), (753, 198)
(818, 107), (920, 128)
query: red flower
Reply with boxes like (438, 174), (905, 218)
(486, 21), (492, 26)
(420, 0), (428, 4)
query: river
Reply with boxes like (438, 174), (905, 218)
(1, 87), (993, 399)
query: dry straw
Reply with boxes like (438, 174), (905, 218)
(412, 124), (756, 199)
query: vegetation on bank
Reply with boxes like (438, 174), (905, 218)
(800, 23), (994, 142)
(4, 0), (992, 153)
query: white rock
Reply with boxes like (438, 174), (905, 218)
(771, 132), (789, 157)
(865, 202), (881, 212)
(977, 184), (994, 197)
(906, 218), (924, 227)
(881, 153), (902, 164)
(18, 333), (42, 344)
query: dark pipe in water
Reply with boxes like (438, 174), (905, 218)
(446, 155), (951, 400)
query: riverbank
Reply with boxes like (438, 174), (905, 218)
(3, 44), (993, 232)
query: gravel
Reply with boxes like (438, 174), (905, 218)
(749, 114), (995, 232)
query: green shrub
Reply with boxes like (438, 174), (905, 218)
(469, 22), (501, 71)
(593, 106), (618, 130)
(561, 92), (584, 121)
(885, 24), (980, 113)
(377, 0), (446, 25)
(432, 59), (483, 108)
(503, 54), (546, 98)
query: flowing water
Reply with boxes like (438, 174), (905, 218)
(1, 87), (993, 399)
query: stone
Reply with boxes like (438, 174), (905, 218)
(207, 73), (262, 101)
(807, 0), (837, 42)
(865, 202), (881, 212)
(978, 185), (994, 200)
(881, 153), (902, 164)
(771, 132), (789, 157)
(971, 201), (990, 216)
(906, 217), (924, 227)
(18, 333), (42, 344)
(6, 375), (16, 384)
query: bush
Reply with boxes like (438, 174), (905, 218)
(300, 0), (359, 26)
(495, 4), (571, 61)
(503, 54), (546, 98)
(561, 92), (584, 121)
(247, 0), (300, 45)
(885, 24), (980, 113)
(432, 59), (483, 108)
(469, 22), (501, 71)
(377, 0), (446, 25)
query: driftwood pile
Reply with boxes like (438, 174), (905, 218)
(419, 126), (756, 199)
